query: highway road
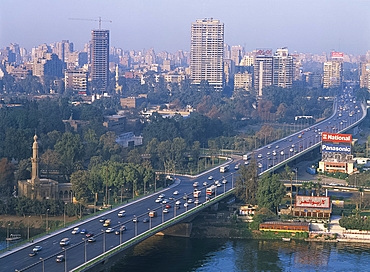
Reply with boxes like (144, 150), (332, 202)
(0, 87), (366, 272)
(252, 87), (365, 175)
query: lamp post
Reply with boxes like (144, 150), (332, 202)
(134, 217), (138, 236)
(102, 229), (106, 253)
(148, 209), (151, 229)
(161, 204), (164, 223)
(108, 188), (112, 208)
(28, 215), (31, 241)
(64, 203), (66, 228)
(84, 238), (87, 263)
(7, 223), (10, 249)
(40, 257), (44, 272)
(118, 222), (122, 244)
(46, 209), (49, 234)
(64, 248), (67, 272)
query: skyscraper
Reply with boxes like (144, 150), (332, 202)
(273, 48), (293, 88)
(253, 49), (273, 96)
(91, 29), (109, 92)
(323, 52), (343, 89)
(190, 18), (224, 90)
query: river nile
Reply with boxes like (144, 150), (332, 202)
(111, 236), (370, 272)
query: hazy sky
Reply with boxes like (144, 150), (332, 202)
(1, 0), (369, 55)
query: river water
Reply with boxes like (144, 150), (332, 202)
(111, 236), (370, 272)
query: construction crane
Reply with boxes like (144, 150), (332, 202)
(69, 17), (112, 29)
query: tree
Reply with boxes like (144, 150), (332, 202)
(234, 160), (258, 204)
(257, 173), (286, 213)
(0, 158), (15, 196)
(71, 170), (93, 203)
(40, 149), (61, 179)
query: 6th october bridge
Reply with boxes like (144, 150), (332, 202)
(0, 87), (367, 272)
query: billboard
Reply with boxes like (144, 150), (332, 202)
(321, 133), (352, 143)
(322, 144), (351, 153)
(331, 52), (344, 58)
(295, 196), (330, 208)
(256, 48), (272, 57)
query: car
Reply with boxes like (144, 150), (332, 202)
(290, 148), (294, 152)
(86, 232), (94, 238)
(165, 204), (171, 209)
(29, 251), (37, 257)
(301, 132), (304, 135)
(193, 182), (198, 187)
(234, 164), (239, 170)
(33, 246), (42, 252)
(280, 151), (284, 156)
(208, 176), (213, 180)
(275, 145), (279, 149)
(272, 151), (277, 156)
(291, 144), (295, 148)
(289, 139), (292, 142)
(267, 152), (271, 155)
(267, 145), (271, 149)
(72, 227), (80, 234)
(298, 135), (302, 138)
(258, 154), (262, 158)
(175, 205), (181, 210)
(184, 203), (188, 207)
(203, 181), (208, 186)
(120, 225), (127, 231)
(222, 179), (227, 184)
(299, 145), (303, 148)
(143, 218), (149, 223)
(155, 198), (161, 203)
(268, 157), (272, 160)
(173, 191), (179, 195)
(80, 229), (87, 234)
(162, 199), (168, 204)
(115, 230), (121, 235)
(56, 255), (65, 263)
(194, 200), (200, 205)
(118, 210), (126, 217)
(244, 161), (250, 165)
(59, 238), (70, 246)
(133, 217), (139, 223)
(87, 237), (96, 243)
(268, 164), (272, 167)
(175, 200), (181, 205)
(163, 208), (169, 213)
(159, 193), (165, 198)
(258, 163), (263, 168)
(105, 228), (114, 233)
(103, 219), (111, 227)
(99, 217), (106, 223)
(187, 198), (193, 203)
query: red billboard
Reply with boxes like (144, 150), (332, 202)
(256, 48), (272, 57)
(321, 133), (352, 143)
(331, 52), (343, 58)
(295, 196), (330, 208)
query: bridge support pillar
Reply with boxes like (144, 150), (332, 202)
(156, 223), (193, 238)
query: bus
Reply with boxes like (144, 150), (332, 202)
(220, 165), (229, 173)
(243, 153), (252, 161)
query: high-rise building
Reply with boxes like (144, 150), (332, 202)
(323, 52), (343, 89)
(253, 50), (273, 96)
(91, 29), (109, 92)
(190, 18), (224, 90)
(65, 70), (88, 94)
(273, 48), (293, 88)
(359, 62), (370, 90)
(234, 72), (252, 92)
(32, 53), (64, 78)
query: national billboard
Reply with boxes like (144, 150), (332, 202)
(321, 133), (352, 143)
(256, 48), (272, 57)
(322, 143), (351, 153)
(295, 196), (330, 209)
(331, 52), (343, 58)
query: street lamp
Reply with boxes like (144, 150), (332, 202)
(83, 238), (87, 263)
(28, 215), (31, 241)
(101, 229), (106, 253)
(134, 216), (138, 236)
(108, 188), (112, 208)
(161, 204), (164, 223)
(148, 209), (151, 229)
(46, 209), (49, 234)
(64, 203), (67, 228)
(64, 248), (67, 272)
(40, 257), (44, 272)
(7, 223), (10, 249)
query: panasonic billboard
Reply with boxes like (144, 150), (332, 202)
(322, 144), (351, 153)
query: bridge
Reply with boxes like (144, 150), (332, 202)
(0, 88), (367, 271)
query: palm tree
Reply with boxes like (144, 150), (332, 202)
(358, 187), (364, 210)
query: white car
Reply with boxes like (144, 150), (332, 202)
(33, 246), (42, 252)
(118, 210), (126, 217)
(222, 179), (227, 184)
(203, 181), (208, 186)
(173, 191), (179, 195)
(290, 148), (294, 152)
(267, 145), (271, 149)
(258, 154), (262, 158)
(216, 183), (221, 187)
(184, 203), (188, 207)
(155, 198), (161, 203)
(194, 200), (200, 205)
(72, 227), (80, 234)
(175, 200), (181, 205)
(258, 163), (263, 168)
(187, 199), (193, 203)
(208, 176), (213, 180)
(159, 193), (165, 198)
(105, 228), (114, 233)
(163, 208), (169, 213)
(162, 199), (169, 204)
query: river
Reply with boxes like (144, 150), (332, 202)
(111, 236), (370, 272)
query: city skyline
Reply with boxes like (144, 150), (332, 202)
(1, 0), (369, 54)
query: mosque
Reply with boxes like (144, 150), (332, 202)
(18, 134), (73, 202)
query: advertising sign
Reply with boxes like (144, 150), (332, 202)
(321, 133), (352, 143)
(256, 48), (272, 57)
(331, 52), (344, 58)
(295, 196), (330, 208)
(322, 144), (351, 153)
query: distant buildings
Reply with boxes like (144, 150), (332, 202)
(65, 70), (88, 94)
(273, 48), (293, 88)
(190, 18), (224, 90)
(359, 62), (370, 90)
(323, 52), (343, 89)
(91, 29), (109, 92)
(253, 50), (273, 96)
(32, 53), (64, 78)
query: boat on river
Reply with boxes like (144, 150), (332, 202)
(6, 234), (21, 241)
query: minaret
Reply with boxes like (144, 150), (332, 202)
(31, 134), (39, 184)
(115, 64), (120, 94)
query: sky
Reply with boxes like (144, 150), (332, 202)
(1, 0), (369, 55)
